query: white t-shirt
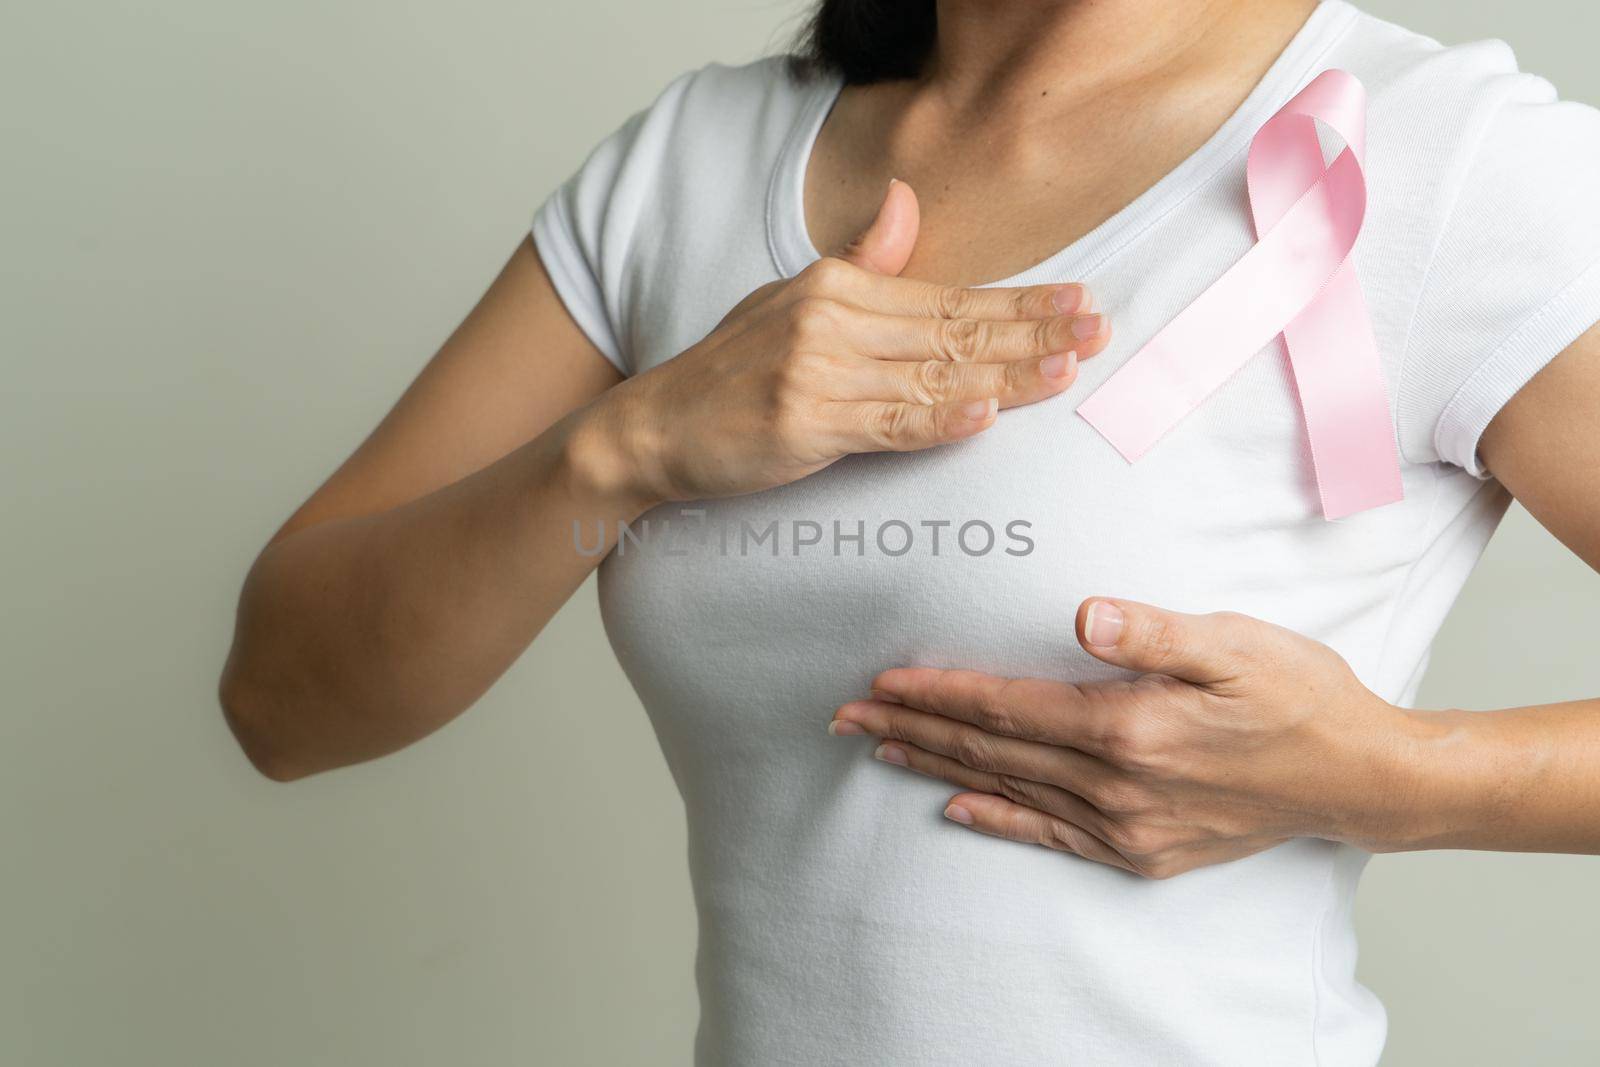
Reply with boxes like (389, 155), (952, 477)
(532, 2), (1600, 1063)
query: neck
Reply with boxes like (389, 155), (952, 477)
(925, 0), (1317, 109)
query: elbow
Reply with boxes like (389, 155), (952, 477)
(217, 667), (313, 783)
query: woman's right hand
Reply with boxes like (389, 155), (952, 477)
(584, 179), (1112, 505)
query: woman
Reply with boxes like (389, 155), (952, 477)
(219, 0), (1600, 1061)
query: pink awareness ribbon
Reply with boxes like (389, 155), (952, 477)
(1076, 69), (1404, 520)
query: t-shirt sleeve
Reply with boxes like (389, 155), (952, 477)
(531, 109), (648, 376)
(531, 71), (697, 376)
(1396, 68), (1600, 477)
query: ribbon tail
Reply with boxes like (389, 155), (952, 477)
(1283, 261), (1404, 518)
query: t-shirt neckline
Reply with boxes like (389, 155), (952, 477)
(765, 0), (1359, 289)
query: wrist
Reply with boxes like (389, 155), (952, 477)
(556, 391), (665, 520)
(1343, 705), (1519, 853)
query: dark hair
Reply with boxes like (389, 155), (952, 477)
(795, 0), (938, 85)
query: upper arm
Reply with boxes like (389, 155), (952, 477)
(271, 237), (621, 544)
(268, 62), (716, 546)
(1481, 322), (1600, 571)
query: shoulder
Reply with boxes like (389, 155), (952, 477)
(537, 52), (824, 273)
(1330, 6), (1600, 471)
(679, 53), (816, 105)
(1340, 4), (1529, 99)
(623, 54), (823, 158)
(1330, 5), (1600, 299)
(532, 55), (829, 373)
(568, 54), (828, 226)
(1336, 6), (1595, 172)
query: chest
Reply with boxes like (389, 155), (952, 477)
(802, 89), (1280, 290)
(608, 84), (1445, 654)
(597, 338), (1433, 750)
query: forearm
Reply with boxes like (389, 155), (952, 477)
(220, 403), (652, 780)
(1360, 700), (1600, 854)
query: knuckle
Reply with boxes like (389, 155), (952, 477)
(994, 774), (1032, 805)
(877, 714), (913, 744)
(933, 317), (984, 362)
(951, 728), (997, 772)
(1104, 716), (1173, 775)
(1011, 286), (1037, 317)
(911, 358), (958, 403)
(1087, 776), (1145, 817)
(801, 257), (851, 293)
(867, 403), (914, 448)
(1095, 717), (1148, 764)
(787, 296), (842, 343)
(1208, 610), (1251, 646)
(971, 693), (1011, 735)
(1106, 819), (1163, 859)
(979, 678), (1028, 734)
(931, 285), (968, 320)
(1041, 820), (1081, 854)
(1213, 610), (1290, 672)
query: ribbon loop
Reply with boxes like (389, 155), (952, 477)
(1076, 69), (1403, 520)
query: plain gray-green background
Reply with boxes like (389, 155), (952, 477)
(5, 1), (1599, 1063)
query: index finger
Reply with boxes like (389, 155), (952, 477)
(868, 667), (1095, 748)
(871, 274), (1091, 321)
(803, 258), (1091, 321)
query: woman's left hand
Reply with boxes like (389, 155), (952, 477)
(829, 599), (1427, 879)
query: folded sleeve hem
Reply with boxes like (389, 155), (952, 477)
(530, 192), (630, 376)
(1433, 255), (1600, 477)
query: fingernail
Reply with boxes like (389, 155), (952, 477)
(1071, 313), (1106, 340)
(944, 803), (974, 825)
(868, 688), (901, 705)
(874, 743), (908, 766)
(960, 398), (997, 420)
(1085, 601), (1124, 648)
(1051, 284), (1090, 314)
(828, 719), (866, 736)
(1039, 352), (1076, 380)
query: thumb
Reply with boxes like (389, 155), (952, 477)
(1076, 598), (1250, 685)
(835, 178), (919, 275)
